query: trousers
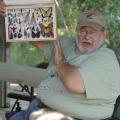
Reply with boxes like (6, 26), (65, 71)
(9, 99), (81, 120)
(9, 99), (39, 120)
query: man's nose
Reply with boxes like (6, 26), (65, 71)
(84, 32), (90, 40)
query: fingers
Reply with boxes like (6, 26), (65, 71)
(53, 40), (58, 51)
(0, 1), (6, 16)
(54, 39), (61, 52)
(31, 41), (46, 49)
(0, 1), (5, 7)
(54, 40), (62, 57)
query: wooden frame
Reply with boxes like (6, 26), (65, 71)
(5, 1), (56, 42)
(4, 0), (55, 5)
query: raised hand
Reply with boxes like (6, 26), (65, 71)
(54, 39), (64, 66)
(0, 1), (6, 16)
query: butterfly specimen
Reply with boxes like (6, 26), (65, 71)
(39, 7), (54, 37)
(31, 25), (40, 38)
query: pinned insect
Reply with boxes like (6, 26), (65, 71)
(31, 25), (40, 38)
(39, 7), (54, 37)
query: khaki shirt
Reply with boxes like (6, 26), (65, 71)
(37, 37), (120, 120)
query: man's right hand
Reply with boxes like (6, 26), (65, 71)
(0, 1), (6, 16)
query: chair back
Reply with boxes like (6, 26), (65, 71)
(112, 95), (120, 119)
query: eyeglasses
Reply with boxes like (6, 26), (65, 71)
(77, 29), (99, 37)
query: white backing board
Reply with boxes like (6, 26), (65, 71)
(4, 0), (55, 5)
(5, 3), (57, 42)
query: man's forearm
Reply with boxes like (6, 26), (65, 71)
(54, 40), (85, 93)
(57, 61), (86, 93)
(0, 62), (47, 87)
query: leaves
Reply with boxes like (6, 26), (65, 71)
(10, 42), (44, 66)
(56, 0), (120, 62)
(10, 0), (120, 64)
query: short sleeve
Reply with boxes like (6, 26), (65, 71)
(78, 49), (120, 99)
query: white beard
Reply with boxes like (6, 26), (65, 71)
(76, 38), (104, 54)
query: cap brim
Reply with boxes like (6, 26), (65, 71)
(77, 21), (104, 30)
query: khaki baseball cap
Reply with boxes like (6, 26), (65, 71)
(77, 10), (106, 30)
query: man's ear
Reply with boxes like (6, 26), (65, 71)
(104, 29), (108, 38)
(105, 30), (109, 37)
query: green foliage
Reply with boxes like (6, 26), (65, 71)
(10, 42), (44, 66)
(10, 0), (120, 65)
(56, 0), (120, 62)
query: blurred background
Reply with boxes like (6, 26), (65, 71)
(9, 0), (120, 66)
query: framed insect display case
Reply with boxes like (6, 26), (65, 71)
(4, 0), (56, 42)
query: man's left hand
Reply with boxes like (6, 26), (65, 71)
(54, 39), (64, 66)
